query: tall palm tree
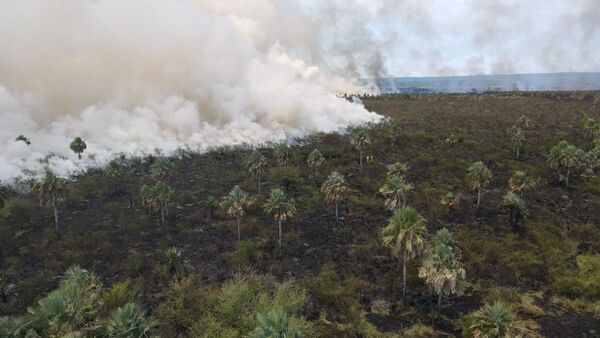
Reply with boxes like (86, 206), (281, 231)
(220, 185), (250, 241)
(321, 171), (351, 222)
(506, 125), (524, 159)
(273, 143), (293, 166)
(247, 149), (268, 195)
(466, 161), (492, 210)
(140, 181), (173, 223)
(508, 170), (536, 195)
(149, 157), (174, 182)
(515, 115), (531, 130)
(418, 228), (465, 315)
(379, 175), (414, 210)
(547, 140), (586, 189)
(469, 302), (527, 338)
(502, 192), (528, 232)
(350, 129), (371, 170)
(307, 149), (325, 180)
(264, 188), (296, 252)
(32, 169), (68, 232)
(249, 305), (303, 338)
(69, 137), (87, 160)
(386, 162), (409, 179)
(381, 207), (428, 298)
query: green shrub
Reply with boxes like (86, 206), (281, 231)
(552, 255), (600, 300)
(101, 280), (138, 316)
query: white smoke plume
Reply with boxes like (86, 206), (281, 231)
(0, 0), (382, 180)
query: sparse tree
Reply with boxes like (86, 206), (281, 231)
(350, 129), (371, 170)
(15, 135), (31, 146)
(440, 192), (462, 217)
(220, 185), (250, 241)
(547, 141), (586, 189)
(379, 175), (413, 210)
(502, 192), (528, 232)
(149, 157), (174, 182)
(140, 181), (173, 223)
(386, 162), (409, 179)
(469, 302), (527, 338)
(515, 115), (531, 130)
(307, 149), (325, 179)
(466, 162), (492, 210)
(582, 116), (600, 138)
(418, 228), (465, 315)
(321, 171), (351, 222)
(249, 305), (303, 338)
(508, 170), (536, 194)
(69, 137), (87, 160)
(247, 149), (268, 195)
(506, 125), (524, 159)
(264, 188), (296, 252)
(381, 207), (429, 298)
(32, 169), (68, 232)
(273, 143), (293, 166)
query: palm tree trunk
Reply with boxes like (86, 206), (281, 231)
(437, 292), (443, 315)
(335, 200), (339, 222)
(359, 150), (363, 170)
(315, 167), (318, 180)
(565, 169), (570, 189)
(402, 254), (407, 298)
(236, 215), (241, 241)
(78, 152), (82, 160)
(52, 192), (59, 232)
(258, 175), (262, 195)
(516, 146), (520, 160)
(509, 208), (515, 231)
(476, 188), (481, 210)
(161, 207), (165, 223)
(278, 220), (282, 252)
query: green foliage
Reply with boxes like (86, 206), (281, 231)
(273, 143), (294, 166)
(149, 157), (175, 182)
(552, 254), (600, 300)
(547, 140), (586, 188)
(264, 188), (296, 223)
(381, 207), (428, 262)
(463, 302), (527, 338)
(0, 316), (20, 338)
(379, 175), (413, 210)
(270, 167), (302, 192)
(140, 181), (173, 221)
(466, 161), (492, 191)
(166, 247), (184, 277)
(106, 303), (157, 338)
(307, 149), (325, 174)
(321, 171), (351, 205)
(102, 280), (138, 317)
(249, 305), (304, 338)
(506, 125), (525, 159)
(69, 137), (87, 159)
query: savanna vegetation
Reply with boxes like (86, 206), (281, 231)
(1, 91), (600, 337)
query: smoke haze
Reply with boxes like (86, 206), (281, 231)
(0, 0), (598, 179)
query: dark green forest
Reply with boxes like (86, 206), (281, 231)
(1, 91), (600, 337)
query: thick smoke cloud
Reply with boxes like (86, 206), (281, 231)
(0, 0), (598, 180)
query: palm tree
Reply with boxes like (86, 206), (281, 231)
(350, 129), (371, 170)
(106, 303), (157, 338)
(466, 161), (492, 210)
(508, 170), (536, 195)
(307, 149), (325, 179)
(321, 171), (352, 222)
(15, 135), (31, 145)
(506, 125), (524, 159)
(249, 305), (303, 338)
(502, 192), (528, 232)
(379, 175), (414, 210)
(32, 169), (68, 232)
(149, 157), (174, 182)
(140, 181), (173, 223)
(273, 143), (293, 166)
(69, 137), (87, 160)
(469, 302), (527, 338)
(247, 149), (268, 195)
(165, 247), (183, 277)
(547, 141), (586, 189)
(105, 157), (135, 207)
(418, 228), (465, 315)
(220, 185), (250, 241)
(440, 191), (462, 217)
(386, 162), (409, 179)
(381, 207), (429, 298)
(515, 115), (531, 130)
(264, 188), (296, 252)
(206, 196), (218, 218)
(0, 184), (11, 208)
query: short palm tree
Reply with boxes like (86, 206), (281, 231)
(249, 305), (303, 338)
(247, 149), (268, 195)
(506, 125), (524, 159)
(206, 196), (218, 218)
(386, 162), (409, 179)
(508, 170), (536, 194)
(15, 135), (31, 146)
(381, 207), (429, 298)
(469, 302), (526, 338)
(466, 161), (492, 210)
(264, 188), (296, 252)
(106, 303), (157, 338)
(165, 247), (183, 277)
(307, 149), (325, 179)
(440, 192), (462, 217)
(149, 157), (174, 182)
(69, 137), (87, 160)
(140, 181), (173, 223)
(274, 143), (293, 166)
(515, 115), (531, 130)
(105, 158), (135, 207)
(418, 229), (465, 315)
(220, 185), (250, 241)
(547, 140), (586, 189)
(379, 175), (413, 210)
(321, 171), (352, 222)
(32, 169), (68, 232)
(502, 192), (528, 232)
(350, 129), (371, 170)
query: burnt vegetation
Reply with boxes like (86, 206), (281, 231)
(1, 91), (600, 337)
